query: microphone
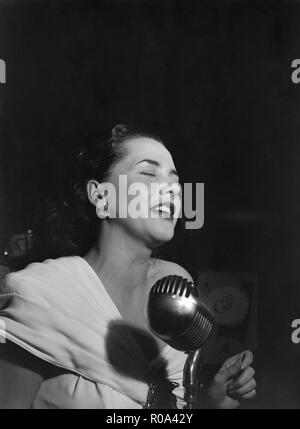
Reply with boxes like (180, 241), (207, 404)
(146, 275), (215, 408)
(146, 275), (214, 352)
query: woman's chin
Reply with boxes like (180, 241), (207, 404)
(147, 218), (175, 246)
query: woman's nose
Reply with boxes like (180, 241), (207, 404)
(165, 182), (181, 197)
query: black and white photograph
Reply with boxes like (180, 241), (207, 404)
(0, 0), (299, 411)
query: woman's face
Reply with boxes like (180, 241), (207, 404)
(105, 137), (181, 249)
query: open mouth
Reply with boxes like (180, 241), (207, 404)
(151, 202), (175, 220)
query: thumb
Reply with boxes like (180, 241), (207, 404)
(215, 361), (243, 383)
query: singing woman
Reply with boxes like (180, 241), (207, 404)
(0, 125), (256, 408)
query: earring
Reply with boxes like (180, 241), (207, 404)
(96, 198), (109, 219)
(95, 183), (109, 219)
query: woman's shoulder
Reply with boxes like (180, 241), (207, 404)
(1, 256), (82, 295)
(149, 258), (194, 284)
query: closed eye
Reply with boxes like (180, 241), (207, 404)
(140, 172), (156, 177)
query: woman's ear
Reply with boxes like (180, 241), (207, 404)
(86, 180), (101, 207)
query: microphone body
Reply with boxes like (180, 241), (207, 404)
(146, 275), (215, 408)
(183, 348), (202, 409)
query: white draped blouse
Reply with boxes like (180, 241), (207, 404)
(0, 256), (186, 409)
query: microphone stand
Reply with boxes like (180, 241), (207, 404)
(183, 348), (202, 409)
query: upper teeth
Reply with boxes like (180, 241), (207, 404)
(152, 205), (171, 215)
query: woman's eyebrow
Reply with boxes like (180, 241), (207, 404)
(135, 159), (179, 177)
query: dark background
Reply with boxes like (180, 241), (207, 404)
(1, 0), (300, 408)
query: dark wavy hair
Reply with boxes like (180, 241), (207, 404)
(30, 124), (164, 260)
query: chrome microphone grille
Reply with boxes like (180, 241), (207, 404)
(147, 275), (214, 351)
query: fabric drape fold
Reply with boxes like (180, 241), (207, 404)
(0, 256), (186, 408)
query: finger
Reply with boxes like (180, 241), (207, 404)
(215, 359), (244, 384)
(228, 379), (257, 397)
(241, 389), (256, 400)
(239, 350), (253, 370)
(228, 367), (255, 390)
(219, 352), (245, 372)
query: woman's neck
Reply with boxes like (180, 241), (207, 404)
(84, 222), (154, 294)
